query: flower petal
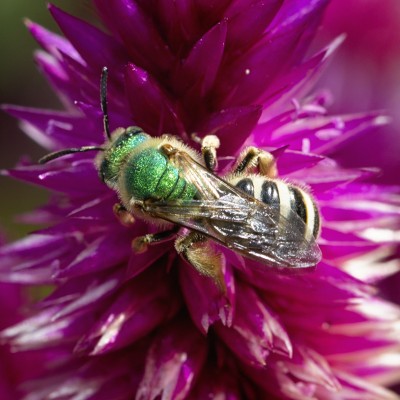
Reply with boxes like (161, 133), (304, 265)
(179, 256), (235, 333)
(136, 321), (207, 400)
(75, 266), (180, 355)
(216, 280), (292, 366)
(125, 64), (181, 135)
(49, 4), (128, 70)
(93, 0), (174, 76)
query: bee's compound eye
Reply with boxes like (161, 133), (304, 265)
(125, 126), (145, 137)
(99, 159), (109, 183)
(113, 127), (148, 148)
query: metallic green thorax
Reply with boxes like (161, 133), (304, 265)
(99, 126), (148, 186)
(100, 126), (197, 202)
(124, 148), (197, 201)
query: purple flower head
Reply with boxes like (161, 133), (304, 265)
(2, 1), (400, 399)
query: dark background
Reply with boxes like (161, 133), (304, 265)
(0, 1), (91, 239)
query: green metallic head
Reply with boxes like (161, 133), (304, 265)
(98, 126), (149, 188)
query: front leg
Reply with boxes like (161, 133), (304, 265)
(200, 135), (220, 172)
(191, 133), (221, 172)
(175, 232), (225, 292)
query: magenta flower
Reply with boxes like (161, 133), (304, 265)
(2, 1), (400, 399)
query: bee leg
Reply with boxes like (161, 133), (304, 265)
(201, 135), (220, 172)
(175, 232), (226, 292)
(190, 133), (220, 171)
(132, 226), (180, 253)
(113, 203), (135, 226)
(258, 151), (278, 179)
(233, 147), (277, 178)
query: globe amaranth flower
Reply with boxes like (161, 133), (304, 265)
(1, 1), (400, 399)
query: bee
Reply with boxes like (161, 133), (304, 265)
(39, 67), (321, 290)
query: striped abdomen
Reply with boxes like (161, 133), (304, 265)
(232, 176), (320, 239)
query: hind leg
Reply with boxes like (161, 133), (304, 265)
(175, 231), (225, 292)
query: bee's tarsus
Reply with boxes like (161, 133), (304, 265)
(131, 236), (148, 253)
(113, 203), (135, 226)
(201, 135), (220, 172)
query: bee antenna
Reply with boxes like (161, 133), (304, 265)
(100, 66), (111, 141)
(39, 146), (104, 164)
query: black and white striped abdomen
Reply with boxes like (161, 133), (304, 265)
(229, 175), (320, 240)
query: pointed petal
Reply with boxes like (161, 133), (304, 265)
(93, 0), (174, 75)
(49, 4), (128, 70)
(245, 345), (340, 398)
(33, 50), (75, 106)
(2, 105), (97, 149)
(265, 112), (390, 154)
(25, 19), (82, 62)
(1, 306), (95, 350)
(173, 21), (227, 97)
(216, 281), (292, 366)
(125, 64), (181, 135)
(157, 0), (202, 52)
(179, 257), (235, 333)
(214, 0), (329, 107)
(316, 370), (400, 400)
(225, 0), (280, 51)
(75, 268), (179, 355)
(4, 159), (102, 194)
(240, 262), (375, 305)
(54, 229), (132, 279)
(136, 321), (207, 400)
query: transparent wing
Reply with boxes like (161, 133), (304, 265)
(145, 152), (321, 268)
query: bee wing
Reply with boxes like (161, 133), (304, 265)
(145, 152), (321, 268)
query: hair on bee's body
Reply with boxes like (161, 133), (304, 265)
(226, 173), (320, 241)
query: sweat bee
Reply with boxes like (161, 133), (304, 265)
(40, 67), (321, 290)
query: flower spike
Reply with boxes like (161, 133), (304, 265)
(1, 1), (400, 399)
